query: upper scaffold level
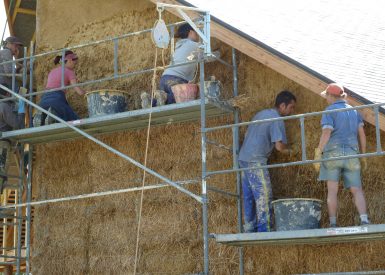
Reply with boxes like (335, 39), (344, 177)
(1, 99), (233, 144)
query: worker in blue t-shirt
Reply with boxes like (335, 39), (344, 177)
(238, 91), (297, 232)
(314, 83), (369, 227)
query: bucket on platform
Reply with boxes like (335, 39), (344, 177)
(171, 83), (199, 103)
(86, 90), (128, 117)
(272, 198), (323, 231)
(204, 76), (222, 100)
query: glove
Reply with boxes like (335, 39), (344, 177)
(360, 158), (367, 171)
(313, 148), (322, 173)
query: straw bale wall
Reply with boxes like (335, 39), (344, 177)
(31, 0), (385, 274)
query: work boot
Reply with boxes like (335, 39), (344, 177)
(32, 111), (43, 127)
(140, 92), (151, 109)
(329, 223), (337, 228)
(44, 107), (58, 125)
(154, 90), (167, 106)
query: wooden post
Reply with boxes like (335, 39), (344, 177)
(4, 265), (13, 275)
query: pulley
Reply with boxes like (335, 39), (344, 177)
(151, 7), (170, 49)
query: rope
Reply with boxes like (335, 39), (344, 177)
(133, 46), (158, 275)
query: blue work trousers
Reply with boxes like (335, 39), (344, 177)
(39, 90), (79, 122)
(239, 160), (273, 232)
(159, 74), (188, 104)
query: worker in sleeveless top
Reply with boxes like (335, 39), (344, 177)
(238, 91), (297, 233)
(313, 83), (369, 227)
(160, 23), (200, 104)
(35, 51), (86, 125)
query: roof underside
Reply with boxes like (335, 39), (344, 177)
(4, 0), (36, 46)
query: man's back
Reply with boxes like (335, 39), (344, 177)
(322, 100), (363, 149)
(239, 108), (287, 164)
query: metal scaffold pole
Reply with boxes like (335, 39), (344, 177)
(16, 145), (24, 275)
(200, 58), (209, 274)
(25, 145), (33, 274)
(231, 48), (244, 275)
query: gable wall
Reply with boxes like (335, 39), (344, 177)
(32, 1), (385, 274)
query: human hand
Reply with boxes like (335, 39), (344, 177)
(313, 148), (322, 173)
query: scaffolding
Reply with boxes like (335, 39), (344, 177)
(0, 3), (384, 275)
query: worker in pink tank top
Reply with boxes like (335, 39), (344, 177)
(33, 50), (86, 126)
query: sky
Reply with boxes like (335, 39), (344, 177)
(0, 1), (10, 42)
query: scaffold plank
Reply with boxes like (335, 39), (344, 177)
(1, 100), (232, 144)
(214, 224), (385, 246)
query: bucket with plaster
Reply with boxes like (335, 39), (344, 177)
(272, 198), (322, 231)
(204, 76), (221, 100)
(86, 90), (128, 117)
(171, 84), (199, 103)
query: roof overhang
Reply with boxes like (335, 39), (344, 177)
(151, 0), (385, 131)
(3, 0), (36, 47)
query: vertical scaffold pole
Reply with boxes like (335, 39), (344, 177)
(200, 58), (209, 275)
(232, 48), (244, 275)
(374, 106), (382, 152)
(16, 145), (24, 275)
(29, 42), (34, 126)
(26, 41), (34, 275)
(113, 38), (119, 77)
(61, 48), (66, 89)
(201, 11), (211, 274)
(25, 145), (33, 274)
(300, 117), (307, 161)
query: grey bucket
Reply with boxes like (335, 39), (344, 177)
(272, 198), (323, 231)
(86, 90), (128, 118)
(204, 76), (221, 100)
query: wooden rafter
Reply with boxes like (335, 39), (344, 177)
(14, 7), (35, 16)
(3, 0), (15, 35)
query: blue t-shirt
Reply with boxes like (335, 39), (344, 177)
(239, 109), (287, 164)
(321, 100), (364, 150)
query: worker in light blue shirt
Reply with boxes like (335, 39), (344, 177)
(314, 83), (368, 227)
(160, 23), (200, 104)
(238, 90), (297, 232)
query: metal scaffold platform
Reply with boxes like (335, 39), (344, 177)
(1, 99), (232, 144)
(214, 224), (385, 246)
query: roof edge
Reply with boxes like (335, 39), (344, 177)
(175, 0), (383, 113)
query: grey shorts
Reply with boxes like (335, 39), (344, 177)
(318, 145), (361, 188)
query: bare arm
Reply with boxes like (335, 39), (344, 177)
(317, 128), (332, 152)
(275, 141), (289, 153)
(358, 126), (366, 154)
(70, 79), (86, 96)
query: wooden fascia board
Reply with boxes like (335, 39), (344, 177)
(150, 0), (385, 131)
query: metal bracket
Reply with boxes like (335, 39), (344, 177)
(156, 3), (211, 55)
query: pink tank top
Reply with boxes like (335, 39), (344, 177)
(46, 66), (76, 91)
